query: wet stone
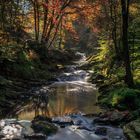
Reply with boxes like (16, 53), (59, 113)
(0, 119), (34, 140)
(95, 127), (107, 136)
(31, 116), (58, 135)
(60, 125), (65, 128)
(52, 117), (74, 127)
(33, 115), (52, 123)
(73, 119), (82, 125)
(24, 134), (46, 140)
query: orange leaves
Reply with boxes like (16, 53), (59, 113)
(42, 0), (65, 14)
(40, 0), (73, 47)
(42, 0), (66, 26)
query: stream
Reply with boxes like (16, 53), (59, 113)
(0, 52), (126, 140)
(18, 52), (101, 119)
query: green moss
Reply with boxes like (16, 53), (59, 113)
(32, 121), (58, 135)
(123, 119), (140, 140)
(106, 88), (140, 110)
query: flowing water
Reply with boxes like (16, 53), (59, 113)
(18, 52), (101, 119)
(16, 52), (126, 140)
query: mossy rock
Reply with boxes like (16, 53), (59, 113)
(123, 119), (140, 140)
(31, 116), (57, 135)
(33, 115), (52, 123)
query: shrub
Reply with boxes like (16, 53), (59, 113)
(109, 88), (140, 110)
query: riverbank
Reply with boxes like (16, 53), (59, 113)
(0, 49), (80, 118)
(0, 51), (127, 140)
(73, 50), (140, 140)
(84, 62), (140, 140)
(0, 49), (139, 140)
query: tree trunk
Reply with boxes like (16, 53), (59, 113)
(121, 0), (134, 87)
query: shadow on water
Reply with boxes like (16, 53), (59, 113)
(16, 52), (102, 120)
(14, 87), (50, 119)
(17, 81), (101, 120)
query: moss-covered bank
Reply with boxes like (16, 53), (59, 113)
(0, 48), (79, 118)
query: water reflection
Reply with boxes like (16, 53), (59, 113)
(18, 53), (102, 120)
(47, 82), (100, 117)
(18, 82), (101, 120)
(18, 88), (49, 119)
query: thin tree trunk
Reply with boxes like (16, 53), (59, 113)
(48, 16), (63, 49)
(109, 0), (120, 59)
(32, 0), (39, 42)
(41, 0), (48, 42)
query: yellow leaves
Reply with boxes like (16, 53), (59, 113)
(130, 4), (140, 15)
(102, 68), (108, 77)
(112, 95), (121, 107)
(65, 21), (72, 28)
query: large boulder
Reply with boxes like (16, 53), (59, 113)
(123, 119), (140, 140)
(31, 115), (57, 135)
(94, 110), (132, 125)
(0, 119), (33, 139)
